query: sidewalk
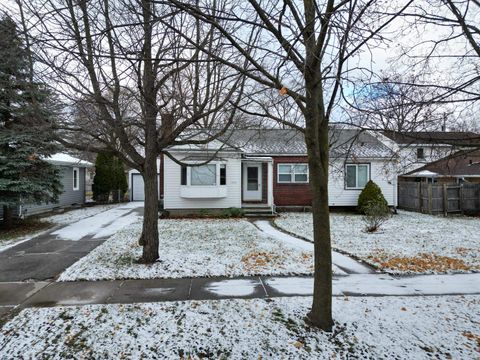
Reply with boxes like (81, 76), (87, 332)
(1, 273), (479, 314)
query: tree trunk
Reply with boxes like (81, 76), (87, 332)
(140, 157), (159, 263)
(2, 205), (13, 230)
(302, 42), (334, 330)
(138, 0), (159, 263)
(304, 118), (333, 331)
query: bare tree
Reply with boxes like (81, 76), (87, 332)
(351, 73), (448, 132)
(162, 0), (414, 330)
(398, 0), (480, 106)
(21, 0), (245, 262)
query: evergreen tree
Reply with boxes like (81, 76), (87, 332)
(92, 152), (113, 203)
(112, 157), (127, 202)
(93, 152), (128, 203)
(0, 15), (61, 229)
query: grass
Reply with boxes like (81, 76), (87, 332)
(0, 218), (53, 243)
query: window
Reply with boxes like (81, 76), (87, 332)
(190, 164), (217, 186)
(277, 164), (309, 183)
(345, 164), (369, 189)
(220, 164), (226, 185)
(416, 148), (425, 160)
(73, 167), (80, 191)
(247, 166), (259, 190)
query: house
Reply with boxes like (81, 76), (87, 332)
(401, 149), (480, 184)
(154, 128), (398, 214)
(0, 153), (92, 218)
(381, 130), (480, 174)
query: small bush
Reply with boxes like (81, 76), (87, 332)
(362, 201), (391, 233)
(357, 180), (388, 214)
(222, 207), (244, 218)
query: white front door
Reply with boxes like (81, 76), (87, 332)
(243, 163), (262, 201)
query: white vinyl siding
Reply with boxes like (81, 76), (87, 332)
(328, 160), (396, 206)
(277, 163), (308, 183)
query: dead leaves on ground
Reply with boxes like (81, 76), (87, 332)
(369, 253), (478, 273)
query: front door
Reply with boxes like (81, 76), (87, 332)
(243, 163), (262, 201)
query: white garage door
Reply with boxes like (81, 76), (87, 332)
(131, 173), (160, 201)
(131, 174), (145, 201)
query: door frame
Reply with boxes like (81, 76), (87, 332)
(242, 163), (263, 201)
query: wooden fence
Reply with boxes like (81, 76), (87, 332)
(398, 182), (480, 215)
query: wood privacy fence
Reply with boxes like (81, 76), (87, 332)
(398, 182), (480, 215)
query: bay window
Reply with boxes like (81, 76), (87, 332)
(180, 163), (226, 186)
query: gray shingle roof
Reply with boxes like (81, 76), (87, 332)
(218, 128), (393, 158)
(382, 131), (480, 146)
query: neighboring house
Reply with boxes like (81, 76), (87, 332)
(0, 153), (92, 218)
(156, 128), (398, 214)
(401, 149), (480, 184)
(381, 130), (480, 174)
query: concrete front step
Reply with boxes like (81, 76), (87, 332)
(242, 206), (276, 217)
(244, 213), (276, 218)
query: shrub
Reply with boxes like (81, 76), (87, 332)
(357, 180), (388, 214)
(222, 207), (244, 218)
(362, 201), (391, 233)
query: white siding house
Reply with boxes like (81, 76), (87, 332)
(159, 128), (399, 213)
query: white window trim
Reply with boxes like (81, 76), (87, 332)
(182, 163), (226, 187)
(277, 163), (309, 184)
(345, 163), (370, 190)
(72, 167), (80, 191)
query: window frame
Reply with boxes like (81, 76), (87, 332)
(180, 163), (227, 187)
(277, 163), (309, 184)
(72, 167), (80, 191)
(344, 163), (370, 190)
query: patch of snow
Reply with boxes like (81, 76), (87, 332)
(275, 211), (480, 274)
(58, 218), (341, 281)
(44, 153), (92, 167)
(265, 273), (480, 296)
(205, 279), (259, 297)
(51, 203), (142, 241)
(43, 204), (123, 226)
(0, 296), (478, 359)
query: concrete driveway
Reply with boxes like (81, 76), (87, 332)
(0, 202), (143, 282)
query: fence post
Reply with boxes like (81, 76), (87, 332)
(460, 184), (464, 215)
(418, 182), (422, 212)
(428, 184), (433, 214)
(443, 184), (448, 217)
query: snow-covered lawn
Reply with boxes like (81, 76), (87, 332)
(1, 295), (478, 359)
(58, 218), (339, 281)
(275, 211), (480, 274)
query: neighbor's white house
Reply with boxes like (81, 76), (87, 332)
(381, 130), (480, 174)
(129, 128), (399, 214)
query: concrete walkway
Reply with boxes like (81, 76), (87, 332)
(0, 273), (479, 314)
(254, 220), (374, 274)
(0, 203), (142, 282)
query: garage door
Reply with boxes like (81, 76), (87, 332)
(131, 174), (160, 201)
(131, 174), (145, 201)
